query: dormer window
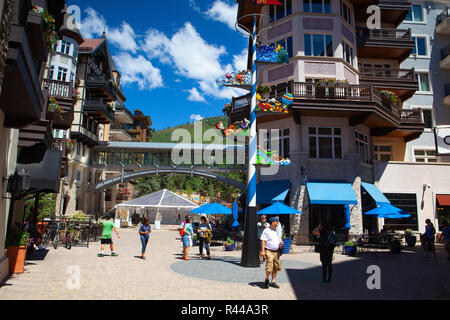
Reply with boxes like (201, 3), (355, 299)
(60, 40), (71, 55)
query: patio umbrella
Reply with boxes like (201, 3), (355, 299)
(364, 203), (410, 217)
(190, 203), (212, 214)
(377, 212), (411, 219)
(199, 202), (232, 215)
(257, 202), (303, 215)
(232, 201), (240, 227)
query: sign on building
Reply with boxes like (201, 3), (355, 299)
(434, 126), (450, 155)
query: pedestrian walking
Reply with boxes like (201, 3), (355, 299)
(98, 215), (120, 257)
(260, 217), (283, 289)
(139, 217), (152, 260)
(179, 215), (191, 254)
(423, 219), (436, 259)
(313, 223), (336, 283)
(182, 217), (193, 260)
(438, 220), (450, 260)
(197, 216), (212, 260)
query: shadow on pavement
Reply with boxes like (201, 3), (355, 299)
(26, 248), (49, 261)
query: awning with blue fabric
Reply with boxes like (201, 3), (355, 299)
(361, 182), (390, 206)
(256, 180), (290, 204)
(307, 182), (357, 205)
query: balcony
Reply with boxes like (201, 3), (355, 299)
(42, 79), (76, 129)
(70, 124), (98, 145)
(83, 98), (115, 124)
(85, 74), (117, 100)
(436, 7), (450, 35)
(109, 123), (133, 142)
(229, 82), (424, 140)
(351, 0), (412, 26)
(359, 67), (418, 100)
(356, 27), (414, 62)
(444, 84), (450, 107)
(440, 45), (450, 70)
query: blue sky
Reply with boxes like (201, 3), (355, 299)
(67, 0), (249, 130)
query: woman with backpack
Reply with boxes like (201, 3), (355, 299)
(313, 223), (336, 283)
(423, 219), (436, 259)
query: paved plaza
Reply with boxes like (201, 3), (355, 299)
(0, 225), (449, 300)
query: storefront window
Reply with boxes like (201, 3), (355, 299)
(383, 193), (418, 230)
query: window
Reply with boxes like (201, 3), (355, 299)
(342, 41), (354, 66)
(414, 149), (437, 162)
(271, 36), (293, 58)
(82, 144), (86, 157)
(355, 131), (369, 164)
(60, 40), (71, 55)
(76, 141), (81, 155)
(383, 193), (418, 230)
(340, 0), (352, 25)
(269, 0), (292, 22)
(57, 67), (68, 82)
(421, 109), (433, 128)
(417, 73), (430, 92)
(76, 170), (81, 182)
(309, 127), (342, 159)
(374, 144), (393, 161)
(405, 4), (423, 22)
(412, 36), (427, 56)
(303, 0), (331, 14)
(49, 66), (54, 79)
(262, 128), (290, 159)
(305, 34), (333, 57)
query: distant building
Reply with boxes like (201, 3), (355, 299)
(125, 109), (153, 142)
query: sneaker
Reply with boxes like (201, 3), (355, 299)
(183, 257), (190, 261)
(264, 279), (269, 289)
(141, 256), (146, 260)
(270, 282), (280, 289)
(97, 253), (104, 257)
(111, 253), (118, 257)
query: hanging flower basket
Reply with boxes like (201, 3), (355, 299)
(380, 90), (400, 105)
(48, 97), (63, 119)
(222, 103), (232, 115)
(66, 139), (73, 154)
(257, 84), (272, 100)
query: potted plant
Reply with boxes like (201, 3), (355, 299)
(48, 97), (63, 119)
(380, 90), (399, 105)
(222, 103), (232, 115)
(404, 229), (416, 247)
(224, 237), (235, 251)
(389, 239), (402, 254)
(343, 241), (357, 256)
(6, 227), (34, 274)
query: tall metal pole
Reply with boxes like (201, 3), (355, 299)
(241, 15), (259, 268)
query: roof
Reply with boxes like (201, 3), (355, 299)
(116, 189), (199, 208)
(79, 39), (104, 52)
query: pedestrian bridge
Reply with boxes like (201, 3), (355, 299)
(91, 141), (247, 191)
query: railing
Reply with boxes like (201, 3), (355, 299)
(42, 78), (73, 99)
(110, 123), (124, 130)
(357, 27), (412, 41)
(437, 7), (450, 25)
(83, 98), (115, 120)
(359, 67), (417, 81)
(399, 109), (422, 124)
(71, 124), (98, 143)
(441, 44), (450, 61)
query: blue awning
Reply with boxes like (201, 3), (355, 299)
(256, 180), (290, 204)
(307, 182), (357, 205)
(361, 182), (390, 206)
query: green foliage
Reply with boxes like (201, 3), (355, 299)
(225, 237), (234, 246)
(344, 241), (355, 247)
(6, 226), (33, 247)
(404, 228), (413, 236)
(24, 193), (56, 220)
(69, 210), (89, 221)
(151, 116), (228, 143)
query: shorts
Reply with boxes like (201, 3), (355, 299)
(101, 238), (112, 245)
(182, 235), (192, 248)
(264, 250), (281, 273)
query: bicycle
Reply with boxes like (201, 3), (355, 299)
(65, 222), (72, 250)
(52, 221), (63, 249)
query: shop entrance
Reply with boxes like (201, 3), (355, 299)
(309, 204), (345, 235)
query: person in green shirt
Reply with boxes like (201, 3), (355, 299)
(98, 215), (120, 257)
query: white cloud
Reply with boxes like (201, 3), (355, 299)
(107, 22), (138, 53)
(113, 53), (163, 90)
(205, 1), (238, 30)
(186, 88), (207, 103)
(233, 48), (248, 71)
(190, 114), (205, 121)
(79, 7), (106, 38)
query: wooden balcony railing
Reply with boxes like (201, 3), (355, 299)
(359, 67), (417, 81)
(399, 109), (422, 124)
(42, 78), (73, 99)
(357, 27), (412, 42)
(70, 124), (98, 143)
(84, 98), (115, 121)
(437, 7), (450, 25)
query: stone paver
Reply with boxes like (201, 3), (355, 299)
(0, 225), (449, 300)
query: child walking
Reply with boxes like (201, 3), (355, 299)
(98, 215), (120, 257)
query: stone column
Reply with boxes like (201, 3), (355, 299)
(345, 152), (363, 235)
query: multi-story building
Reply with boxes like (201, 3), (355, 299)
(125, 109), (153, 142)
(54, 35), (122, 218)
(397, 1), (450, 164)
(232, 0), (450, 241)
(0, 0), (66, 282)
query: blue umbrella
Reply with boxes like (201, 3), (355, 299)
(344, 203), (351, 230)
(200, 202), (232, 215)
(190, 203), (211, 214)
(257, 202), (303, 215)
(364, 203), (410, 218)
(232, 201), (240, 227)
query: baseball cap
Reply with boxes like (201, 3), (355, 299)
(269, 217), (279, 223)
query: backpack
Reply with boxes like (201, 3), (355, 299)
(180, 228), (184, 237)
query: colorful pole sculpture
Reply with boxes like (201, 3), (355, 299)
(240, 15), (259, 268)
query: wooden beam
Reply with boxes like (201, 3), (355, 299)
(370, 127), (396, 136)
(349, 112), (371, 126)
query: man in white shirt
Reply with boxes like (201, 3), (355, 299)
(260, 217), (283, 289)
